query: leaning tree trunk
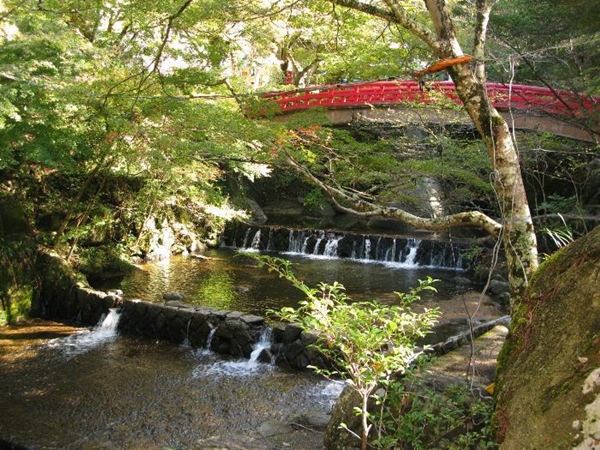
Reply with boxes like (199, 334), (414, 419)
(449, 64), (539, 301)
(422, 0), (539, 302)
(328, 0), (540, 302)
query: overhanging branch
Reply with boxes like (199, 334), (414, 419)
(284, 152), (502, 238)
(329, 0), (441, 54)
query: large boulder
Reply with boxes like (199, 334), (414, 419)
(494, 226), (600, 448)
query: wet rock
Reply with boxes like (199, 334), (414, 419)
(292, 410), (331, 429)
(226, 311), (244, 319)
(164, 300), (189, 309)
(240, 314), (264, 325)
(213, 319), (253, 357)
(284, 340), (305, 361)
(162, 292), (185, 301)
(105, 294), (123, 308)
(497, 291), (511, 306)
(488, 279), (510, 296)
(294, 352), (311, 370)
(258, 420), (291, 438)
(453, 276), (472, 286)
(190, 253), (210, 260)
(324, 385), (362, 450)
(233, 285), (250, 293)
(256, 348), (274, 364)
(300, 331), (319, 346)
(282, 324), (303, 344)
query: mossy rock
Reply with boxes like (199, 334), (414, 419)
(494, 225), (600, 448)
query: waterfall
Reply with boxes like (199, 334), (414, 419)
(225, 225), (467, 270)
(248, 327), (274, 364)
(48, 308), (121, 356)
(193, 327), (216, 357)
(364, 238), (372, 260)
(241, 228), (251, 248)
(181, 318), (192, 348)
(288, 229), (309, 253)
(192, 327), (274, 377)
(403, 239), (420, 266)
(389, 238), (398, 262)
(313, 231), (324, 255)
(324, 235), (341, 257)
(266, 228), (275, 252)
(250, 229), (261, 250)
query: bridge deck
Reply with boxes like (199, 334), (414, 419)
(261, 81), (598, 141)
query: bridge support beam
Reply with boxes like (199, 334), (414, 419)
(321, 107), (597, 142)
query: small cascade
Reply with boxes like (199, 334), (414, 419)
(403, 239), (421, 266)
(48, 308), (121, 356)
(266, 228), (275, 252)
(386, 238), (397, 262)
(241, 228), (251, 249)
(288, 229), (309, 253)
(248, 327), (274, 364)
(363, 238), (372, 260)
(324, 235), (341, 257)
(193, 327), (216, 357)
(250, 229), (261, 250)
(224, 224), (469, 270)
(181, 318), (192, 348)
(191, 327), (274, 377)
(312, 231), (325, 255)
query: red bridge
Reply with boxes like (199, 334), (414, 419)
(262, 81), (598, 141)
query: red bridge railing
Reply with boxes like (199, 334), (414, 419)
(262, 81), (598, 118)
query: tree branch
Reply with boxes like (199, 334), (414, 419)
(284, 152), (502, 237)
(329, 0), (441, 54)
(473, 0), (492, 81)
(422, 0), (463, 57)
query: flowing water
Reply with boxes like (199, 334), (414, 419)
(1, 235), (506, 449)
(0, 315), (343, 449)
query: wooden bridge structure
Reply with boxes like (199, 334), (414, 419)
(262, 81), (599, 142)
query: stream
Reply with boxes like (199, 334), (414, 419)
(0, 312), (343, 449)
(0, 240), (506, 449)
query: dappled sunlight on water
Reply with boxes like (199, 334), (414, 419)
(0, 322), (341, 449)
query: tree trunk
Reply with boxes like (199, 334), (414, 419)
(421, 0), (539, 300)
(326, 0), (540, 301)
(449, 64), (539, 300)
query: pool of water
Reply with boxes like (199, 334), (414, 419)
(95, 248), (474, 316)
(0, 249), (506, 449)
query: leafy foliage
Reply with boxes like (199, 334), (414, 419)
(0, 237), (36, 324)
(372, 380), (497, 449)
(251, 254), (439, 449)
(489, 0), (600, 94)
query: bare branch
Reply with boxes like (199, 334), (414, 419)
(327, 0), (441, 54)
(151, 0), (195, 74)
(473, 0), (492, 81)
(284, 152), (502, 237)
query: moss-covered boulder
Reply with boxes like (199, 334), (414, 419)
(494, 226), (600, 448)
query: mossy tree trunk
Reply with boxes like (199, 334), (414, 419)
(322, 0), (539, 300)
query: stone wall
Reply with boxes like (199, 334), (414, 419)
(32, 249), (325, 369)
(117, 299), (328, 370)
(32, 248), (122, 324)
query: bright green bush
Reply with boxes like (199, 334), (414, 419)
(372, 380), (497, 449)
(252, 254), (439, 450)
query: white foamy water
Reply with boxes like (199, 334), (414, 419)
(47, 308), (121, 356)
(191, 357), (275, 377)
(191, 328), (274, 377)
